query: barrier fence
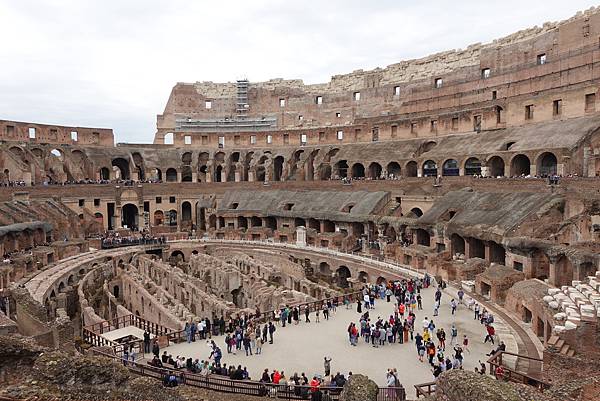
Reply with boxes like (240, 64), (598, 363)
(92, 348), (406, 401)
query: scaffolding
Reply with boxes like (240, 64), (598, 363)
(236, 79), (249, 117)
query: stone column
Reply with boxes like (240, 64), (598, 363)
(115, 206), (122, 229)
(192, 172), (198, 182)
(484, 241), (491, 264)
(548, 256), (559, 287)
(417, 167), (423, 177)
(177, 171), (182, 183)
(530, 164), (537, 177)
(296, 226), (307, 246)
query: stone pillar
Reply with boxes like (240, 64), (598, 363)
(248, 170), (255, 182)
(484, 241), (491, 263)
(556, 163), (565, 176)
(530, 164), (537, 177)
(235, 170), (241, 182)
(296, 226), (307, 246)
(548, 256), (559, 287)
(481, 166), (489, 177)
(319, 220), (325, 233)
(417, 167), (423, 177)
(177, 171), (182, 183)
(192, 172), (198, 182)
(115, 207), (122, 229)
(215, 216), (221, 230)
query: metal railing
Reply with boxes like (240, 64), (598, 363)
(91, 348), (406, 400)
(414, 381), (436, 398)
(486, 351), (549, 390)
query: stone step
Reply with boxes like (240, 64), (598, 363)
(559, 344), (570, 355)
(566, 348), (576, 357)
(547, 335), (560, 346)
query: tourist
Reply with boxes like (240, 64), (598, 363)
(260, 368), (271, 383)
(487, 341), (506, 357)
(268, 321), (276, 343)
(143, 330), (151, 354)
(305, 305), (311, 323)
(152, 339), (160, 358)
(255, 335), (263, 354)
(356, 298), (362, 314)
(450, 298), (457, 315)
(324, 356), (332, 376)
(315, 308), (320, 323)
(436, 327), (446, 350)
(323, 303), (329, 320)
(474, 303), (481, 320)
(449, 323), (457, 345)
(243, 333), (252, 356)
(484, 324), (496, 344)
(457, 289), (465, 305)
(463, 334), (470, 353)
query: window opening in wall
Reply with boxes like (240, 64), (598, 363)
(71, 131), (78, 141)
(218, 136), (225, 148)
(504, 141), (516, 151)
(230, 203), (239, 209)
(164, 132), (174, 145)
(250, 135), (256, 145)
(481, 68), (491, 79)
(434, 78), (443, 88)
(267, 134), (273, 144)
(205, 100), (212, 109)
(49, 128), (57, 138)
(394, 86), (401, 96)
(451, 117), (458, 131)
(473, 115), (482, 132)
(184, 135), (192, 145)
(496, 106), (504, 124)
(234, 135), (240, 145)
(391, 125), (398, 138)
(537, 53), (547, 65)
(411, 122), (417, 135)
(430, 120), (438, 133)
(201, 135), (208, 145)
(337, 130), (344, 140)
(28, 127), (36, 139)
(6, 125), (15, 136)
(279, 98), (285, 107)
(283, 203), (294, 211)
(553, 99), (562, 116)
(78, 199), (85, 207)
(525, 104), (534, 120)
(94, 198), (100, 206)
(353, 91), (361, 101)
(319, 132), (325, 142)
(354, 128), (360, 140)
(514, 261), (524, 272)
(144, 201), (150, 213)
(283, 133), (289, 144)
(156, 197), (162, 204)
(335, 112), (341, 118)
(315, 96), (323, 105)
(492, 90), (497, 100)
(300, 134), (307, 145)
(585, 93), (596, 112)
(371, 127), (379, 142)
(298, 115), (303, 121)
(169, 196), (176, 203)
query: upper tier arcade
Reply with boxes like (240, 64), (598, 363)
(155, 7), (600, 149)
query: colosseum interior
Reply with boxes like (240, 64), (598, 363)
(1, 6), (600, 401)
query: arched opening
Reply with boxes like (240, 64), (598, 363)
(215, 165), (223, 182)
(409, 208), (423, 218)
(368, 162), (382, 179)
(58, 282), (65, 292)
(537, 152), (557, 177)
(273, 156), (284, 181)
(182, 152), (192, 165)
(335, 266), (351, 288)
(415, 229), (430, 246)
(405, 161), (418, 177)
(121, 204), (139, 230)
(165, 168), (178, 182)
(294, 217), (306, 227)
(487, 156), (505, 177)
(99, 167), (110, 180)
(376, 276), (387, 285)
(197, 152), (209, 182)
(94, 212), (104, 226)
(351, 222), (364, 236)
(153, 210), (164, 226)
(422, 160), (438, 177)
(468, 238), (485, 259)
(50, 148), (63, 159)
(181, 166), (193, 182)
(555, 255), (574, 287)
(264, 216), (277, 230)
(237, 216), (248, 229)
(170, 250), (185, 263)
(250, 216), (262, 227)
(334, 160), (349, 178)
(111, 158), (130, 180)
(181, 202), (192, 223)
(113, 285), (119, 298)
(442, 159), (459, 176)
(510, 154), (531, 177)
(308, 218), (320, 231)
(322, 220), (335, 233)
(163, 132), (174, 145)
(450, 234), (465, 256)
(386, 162), (401, 178)
(319, 262), (331, 276)
(464, 157), (482, 176)
(218, 216), (225, 228)
(351, 163), (365, 178)
(531, 248), (550, 280)
(358, 271), (369, 283)
(231, 288), (244, 308)
(489, 241), (506, 264)
(167, 209), (178, 226)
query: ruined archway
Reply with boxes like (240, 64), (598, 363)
(335, 266), (351, 288)
(487, 156), (505, 177)
(405, 161), (418, 177)
(537, 152), (557, 177)
(111, 158), (130, 180)
(464, 157), (482, 176)
(351, 163), (365, 178)
(510, 154), (531, 177)
(165, 168), (178, 182)
(368, 162), (382, 179)
(121, 204), (139, 230)
(386, 161), (401, 178)
(442, 159), (459, 176)
(422, 160), (438, 177)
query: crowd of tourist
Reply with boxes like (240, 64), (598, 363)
(99, 230), (167, 249)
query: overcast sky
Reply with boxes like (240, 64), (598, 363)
(1, 1), (598, 143)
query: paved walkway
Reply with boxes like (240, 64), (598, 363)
(144, 285), (517, 389)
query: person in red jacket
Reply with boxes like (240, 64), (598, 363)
(484, 324), (495, 344)
(310, 376), (320, 393)
(272, 370), (281, 384)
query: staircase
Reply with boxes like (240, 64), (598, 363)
(547, 335), (575, 357)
